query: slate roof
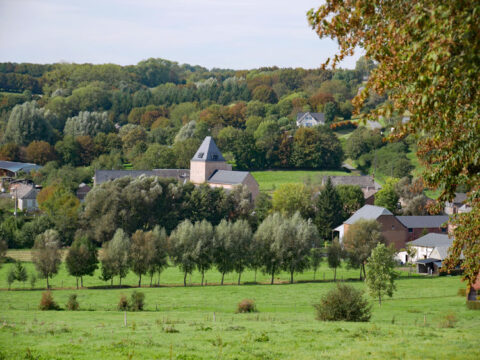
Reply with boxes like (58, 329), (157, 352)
(18, 187), (38, 200)
(323, 175), (381, 189)
(396, 215), (449, 229)
(208, 170), (249, 185)
(451, 193), (467, 205)
(0, 161), (42, 174)
(191, 136), (225, 162)
(344, 204), (393, 224)
(408, 233), (453, 248)
(296, 112), (325, 125)
(94, 169), (190, 185)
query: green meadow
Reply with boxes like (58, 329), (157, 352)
(251, 170), (352, 192)
(0, 261), (479, 359)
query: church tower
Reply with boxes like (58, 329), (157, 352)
(190, 136), (232, 184)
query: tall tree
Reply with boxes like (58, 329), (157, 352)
(315, 177), (343, 241)
(32, 229), (62, 289)
(272, 183), (312, 219)
(365, 243), (397, 306)
(129, 230), (154, 287)
(105, 229), (131, 286)
(374, 178), (399, 213)
(213, 220), (235, 285)
(193, 220), (214, 286)
(65, 236), (98, 288)
(336, 185), (365, 220)
(343, 219), (384, 280)
(170, 220), (196, 287)
(147, 226), (169, 287)
(274, 213), (319, 284)
(327, 237), (343, 282)
(308, 1), (480, 287)
(254, 213), (283, 284)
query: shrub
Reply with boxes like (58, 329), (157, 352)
(438, 312), (458, 328)
(39, 292), (61, 311)
(457, 288), (466, 297)
(130, 291), (145, 311)
(66, 294), (79, 311)
(466, 301), (480, 310)
(118, 295), (129, 311)
(237, 299), (257, 313)
(314, 284), (371, 322)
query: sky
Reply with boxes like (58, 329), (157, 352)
(0, 0), (361, 70)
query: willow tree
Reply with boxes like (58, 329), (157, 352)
(308, 1), (479, 288)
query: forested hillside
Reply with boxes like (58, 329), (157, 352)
(0, 57), (406, 175)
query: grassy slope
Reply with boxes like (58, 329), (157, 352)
(0, 262), (478, 359)
(251, 170), (353, 192)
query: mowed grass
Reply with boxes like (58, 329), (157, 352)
(251, 170), (353, 192)
(0, 262), (479, 359)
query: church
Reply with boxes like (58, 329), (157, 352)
(94, 136), (260, 201)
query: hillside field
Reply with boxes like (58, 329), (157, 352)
(251, 170), (352, 192)
(0, 262), (479, 359)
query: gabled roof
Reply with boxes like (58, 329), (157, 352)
(323, 175), (381, 189)
(191, 136), (225, 162)
(16, 185), (38, 200)
(344, 204), (393, 225)
(408, 233), (453, 248)
(396, 215), (449, 229)
(296, 112), (325, 124)
(208, 170), (249, 185)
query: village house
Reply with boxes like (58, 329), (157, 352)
(76, 183), (92, 202)
(322, 175), (382, 204)
(296, 112), (325, 127)
(0, 160), (42, 177)
(94, 136), (260, 201)
(444, 192), (471, 214)
(10, 183), (39, 212)
(335, 204), (449, 250)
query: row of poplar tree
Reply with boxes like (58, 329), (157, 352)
(30, 212), (347, 289)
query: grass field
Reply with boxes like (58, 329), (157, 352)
(0, 262), (479, 359)
(251, 170), (353, 192)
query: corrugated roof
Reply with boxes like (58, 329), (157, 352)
(408, 233), (453, 248)
(344, 204), (393, 224)
(396, 215), (449, 229)
(191, 136), (225, 162)
(0, 160), (42, 173)
(208, 170), (249, 185)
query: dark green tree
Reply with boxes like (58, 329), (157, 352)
(65, 236), (98, 288)
(315, 177), (343, 241)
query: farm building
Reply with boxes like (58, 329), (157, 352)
(0, 160), (42, 177)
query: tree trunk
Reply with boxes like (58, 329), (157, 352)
(184, 272), (187, 287)
(150, 273), (153, 287)
(334, 267), (337, 282)
(238, 272), (242, 285)
(314, 269), (316, 281)
(119, 277), (122, 286)
(378, 292), (382, 306)
(81, 276), (83, 288)
(271, 269), (275, 285)
(201, 271), (205, 286)
(254, 269), (257, 283)
(138, 274), (142, 287)
(221, 272), (225, 285)
(76, 277), (79, 289)
(362, 264), (366, 280)
(110, 278), (113, 287)
(46, 277), (49, 290)
(290, 270), (294, 284)
(359, 267), (363, 281)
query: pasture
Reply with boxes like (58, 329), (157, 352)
(0, 262), (479, 359)
(251, 170), (352, 192)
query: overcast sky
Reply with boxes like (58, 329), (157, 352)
(0, 0), (360, 70)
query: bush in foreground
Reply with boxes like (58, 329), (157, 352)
(66, 294), (79, 311)
(117, 292), (145, 311)
(237, 299), (257, 313)
(314, 284), (371, 322)
(39, 292), (61, 311)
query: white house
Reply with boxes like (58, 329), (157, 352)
(296, 112), (325, 127)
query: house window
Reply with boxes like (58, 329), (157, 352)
(212, 154), (218, 160)
(391, 225), (395, 230)
(408, 228), (413, 233)
(441, 227), (447, 233)
(198, 152), (204, 159)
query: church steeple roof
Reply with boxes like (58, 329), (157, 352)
(191, 136), (225, 162)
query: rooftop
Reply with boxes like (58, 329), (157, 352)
(208, 170), (249, 185)
(323, 175), (381, 189)
(0, 160), (42, 174)
(344, 204), (393, 225)
(408, 233), (453, 248)
(191, 136), (225, 162)
(396, 215), (449, 229)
